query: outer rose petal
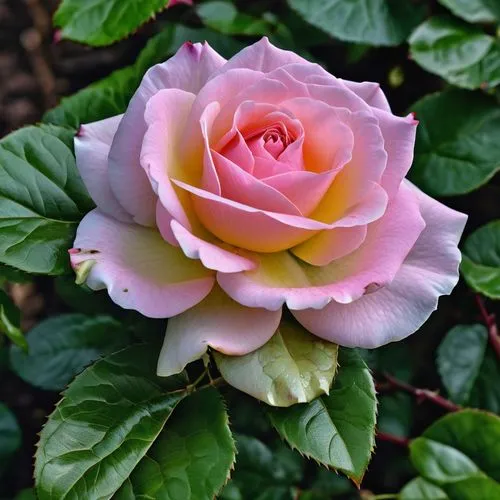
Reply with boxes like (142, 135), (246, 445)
(217, 183), (425, 310)
(70, 209), (214, 318)
(293, 182), (467, 347)
(213, 37), (306, 75)
(157, 286), (282, 376)
(108, 42), (226, 225)
(74, 115), (132, 223)
(340, 80), (391, 112)
(171, 220), (257, 273)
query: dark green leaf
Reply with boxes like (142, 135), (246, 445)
(410, 437), (483, 484)
(469, 347), (500, 413)
(14, 489), (37, 500)
(400, 477), (449, 499)
(437, 324), (488, 404)
(410, 90), (500, 196)
(35, 344), (187, 499)
(438, 0), (497, 23)
(197, 1), (272, 35)
(461, 221), (500, 299)
(0, 125), (93, 274)
(0, 263), (31, 284)
(444, 476), (500, 499)
(0, 403), (21, 469)
(10, 314), (132, 391)
(267, 348), (376, 484)
(378, 392), (413, 438)
(0, 289), (27, 352)
(113, 387), (235, 499)
(288, 0), (425, 46)
(54, 0), (178, 47)
(214, 321), (338, 407)
(417, 410), (500, 482)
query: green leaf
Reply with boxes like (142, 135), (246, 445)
(409, 90), (500, 196)
(10, 313), (133, 391)
(438, 0), (497, 23)
(197, 1), (272, 35)
(43, 24), (243, 130)
(0, 125), (93, 275)
(214, 321), (339, 407)
(35, 344), (188, 499)
(226, 434), (302, 500)
(416, 410), (500, 483)
(54, 0), (180, 47)
(0, 289), (27, 352)
(113, 387), (235, 499)
(437, 324), (488, 404)
(461, 221), (500, 299)
(287, 0), (425, 46)
(267, 348), (376, 484)
(409, 17), (500, 90)
(444, 476), (500, 499)
(378, 392), (413, 438)
(410, 437), (483, 484)
(14, 489), (37, 500)
(469, 347), (500, 413)
(0, 403), (21, 470)
(0, 263), (31, 283)
(400, 477), (449, 499)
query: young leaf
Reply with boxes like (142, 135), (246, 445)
(409, 17), (493, 85)
(35, 344), (187, 500)
(0, 403), (21, 472)
(0, 125), (93, 275)
(414, 410), (500, 483)
(214, 321), (339, 407)
(53, 0), (189, 47)
(461, 221), (500, 299)
(0, 289), (27, 352)
(400, 477), (448, 499)
(437, 324), (488, 404)
(410, 90), (500, 196)
(10, 314), (132, 391)
(438, 0), (497, 23)
(287, 0), (425, 46)
(266, 348), (376, 484)
(113, 388), (236, 499)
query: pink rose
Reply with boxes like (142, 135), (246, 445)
(70, 38), (466, 377)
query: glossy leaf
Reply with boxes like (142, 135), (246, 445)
(267, 348), (376, 484)
(410, 90), (500, 196)
(53, 0), (187, 47)
(113, 388), (235, 500)
(0, 403), (21, 470)
(35, 344), (188, 499)
(438, 0), (497, 23)
(10, 314), (132, 391)
(461, 221), (500, 299)
(0, 125), (93, 275)
(287, 0), (425, 46)
(444, 476), (500, 499)
(214, 321), (338, 407)
(416, 410), (500, 483)
(437, 324), (488, 404)
(0, 289), (27, 352)
(400, 477), (448, 499)
(469, 347), (500, 413)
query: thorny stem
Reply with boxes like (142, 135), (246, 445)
(376, 431), (410, 448)
(381, 372), (461, 412)
(476, 294), (500, 361)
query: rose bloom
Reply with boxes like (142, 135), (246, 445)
(70, 38), (467, 378)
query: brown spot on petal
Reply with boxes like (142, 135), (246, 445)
(364, 282), (382, 295)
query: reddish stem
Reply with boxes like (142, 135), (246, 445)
(382, 372), (460, 412)
(476, 295), (500, 361)
(376, 431), (410, 448)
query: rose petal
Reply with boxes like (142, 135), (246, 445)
(340, 80), (391, 112)
(292, 225), (368, 266)
(70, 209), (214, 318)
(293, 181), (467, 347)
(157, 285), (281, 376)
(108, 42), (225, 225)
(171, 220), (257, 273)
(217, 182), (425, 310)
(75, 115), (132, 222)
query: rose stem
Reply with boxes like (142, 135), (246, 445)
(376, 431), (410, 448)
